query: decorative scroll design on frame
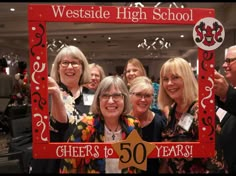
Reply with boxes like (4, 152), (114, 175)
(198, 49), (214, 140)
(28, 4), (216, 159)
(202, 115), (214, 137)
(201, 77), (214, 109)
(30, 23), (45, 57)
(201, 50), (213, 71)
(34, 113), (48, 141)
(31, 61), (46, 85)
(29, 20), (48, 144)
(32, 92), (47, 110)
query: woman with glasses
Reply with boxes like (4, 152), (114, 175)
(50, 45), (95, 115)
(59, 75), (142, 173)
(30, 45), (93, 173)
(129, 76), (167, 174)
(123, 58), (161, 115)
(158, 57), (226, 173)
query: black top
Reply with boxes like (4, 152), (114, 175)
(59, 82), (95, 115)
(30, 83), (95, 174)
(141, 112), (167, 174)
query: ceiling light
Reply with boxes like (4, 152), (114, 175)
(10, 8), (15, 12)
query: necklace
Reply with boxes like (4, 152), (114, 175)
(105, 123), (120, 140)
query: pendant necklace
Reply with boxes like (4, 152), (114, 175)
(106, 123), (119, 140)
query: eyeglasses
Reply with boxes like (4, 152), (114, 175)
(100, 93), (124, 101)
(224, 58), (236, 65)
(130, 92), (153, 99)
(60, 61), (81, 68)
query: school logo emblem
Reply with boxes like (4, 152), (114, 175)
(193, 17), (225, 50)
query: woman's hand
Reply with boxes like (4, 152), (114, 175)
(48, 77), (67, 123)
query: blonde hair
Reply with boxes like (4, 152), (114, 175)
(129, 76), (154, 95)
(90, 75), (131, 115)
(50, 45), (90, 85)
(158, 57), (198, 110)
(123, 58), (147, 85)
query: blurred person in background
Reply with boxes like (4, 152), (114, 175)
(0, 57), (14, 98)
(123, 58), (161, 115)
(84, 63), (106, 91)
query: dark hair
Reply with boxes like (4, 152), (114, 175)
(18, 61), (27, 73)
(0, 58), (8, 68)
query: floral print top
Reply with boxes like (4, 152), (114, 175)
(161, 101), (227, 174)
(59, 114), (142, 174)
(49, 84), (82, 142)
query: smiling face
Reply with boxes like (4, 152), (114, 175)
(222, 46), (236, 86)
(125, 63), (143, 85)
(130, 88), (153, 115)
(87, 66), (101, 90)
(58, 56), (83, 88)
(99, 85), (124, 120)
(162, 72), (184, 103)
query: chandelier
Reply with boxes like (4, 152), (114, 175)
(47, 39), (68, 53)
(137, 37), (171, 50)
(0, 52), (20, 67)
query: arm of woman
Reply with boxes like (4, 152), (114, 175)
(48, 77), (67, 123)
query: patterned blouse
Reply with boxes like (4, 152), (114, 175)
(59, 114), (142, 174)
(161, 101), (227, 174)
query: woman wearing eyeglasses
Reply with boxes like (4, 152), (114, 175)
(30, 45), (94, 173)
(129, 76), (167, 174)
(158, 57), (226, 173)
(50, 45), (95, 115)
(59, 75), (142, 173)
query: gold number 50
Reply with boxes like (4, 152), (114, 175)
(120, 143), (146, 164)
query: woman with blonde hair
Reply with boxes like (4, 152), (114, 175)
(123, 58), (161, 114)
(158, 57), (226, 173)
(123, 58), (147, 87)
(129, 76), (166, 174)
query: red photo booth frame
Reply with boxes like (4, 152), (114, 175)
(28, 4), (216, 162)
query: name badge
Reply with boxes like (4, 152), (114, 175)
(216, 107), (227, 122)
(178, 113), (194, 131)
(83, 93), (94, 106)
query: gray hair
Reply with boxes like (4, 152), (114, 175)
(50, 45), (90, 85)
(129, 76), (154, 94)
(89, 63), (106, 80)
(90, 75), (131, 115)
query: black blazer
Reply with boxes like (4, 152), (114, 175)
(216, 85), (236, 116)
(218, 111), (236, 173)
